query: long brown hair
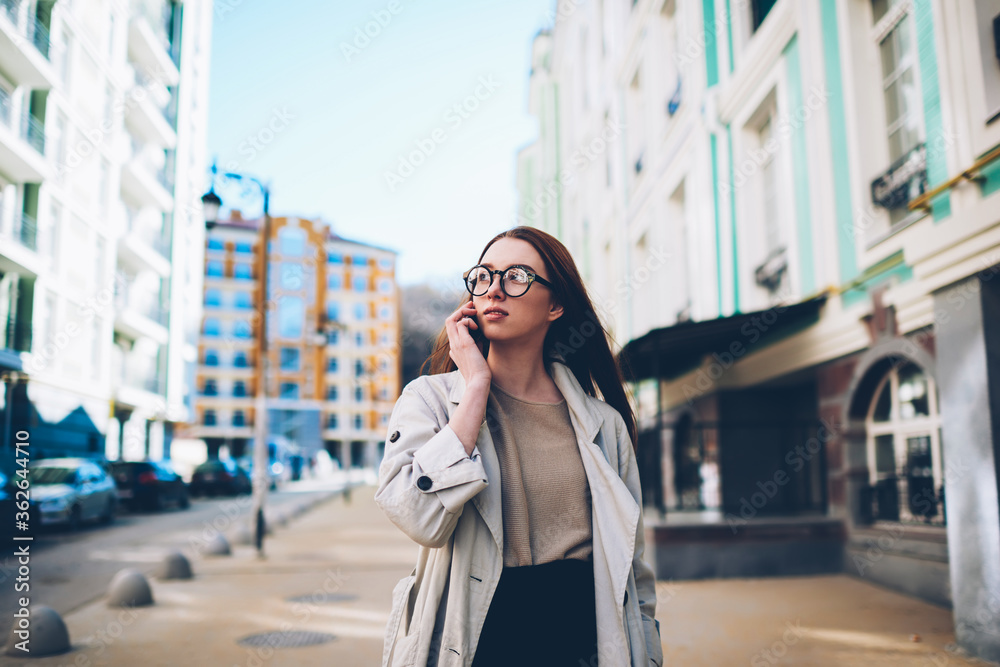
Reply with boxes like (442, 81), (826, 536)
(421, 226), (637, 447)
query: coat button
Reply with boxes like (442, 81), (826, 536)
(389, 430), (400, 442)
(416, 475), (432, 491)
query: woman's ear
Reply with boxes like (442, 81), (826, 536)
(548, 300), (564, 322)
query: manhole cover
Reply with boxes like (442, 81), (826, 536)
(237, 631), (336, 649)
(286, 593), (358, 604)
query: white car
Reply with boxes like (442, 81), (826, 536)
(29, 458), (117, 530)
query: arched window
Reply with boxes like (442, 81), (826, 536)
(865, 361), (944, 525)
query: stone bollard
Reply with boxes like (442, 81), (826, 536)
(231, 522), (253, 546)
(4, 605), (71, 656)
(158, 551), (193, 580)
(107, 569), (154, 607)
(203, 534), (231, 556)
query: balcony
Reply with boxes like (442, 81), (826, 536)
(113, 279), (169, 345)
(120, 139), (174, 212)
(0, 321), (31, 370)
(114, 371), (166, 409)
(0, 0), (57, 88)
(124, 64), (176, 149)
(127, 2), (179, 88)
(0, 87), (49, 181)
(0, 212), (43, 278)
(111, 344), (166, 409)
(10, 211), (36, 251)
(118, 210), (171, 276)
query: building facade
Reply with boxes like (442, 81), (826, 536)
(184, 213), (401, 473)
(518, 0), (1000, 661)
(0, 0), (213, 465)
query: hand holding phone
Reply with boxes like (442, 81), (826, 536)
(447, 301), (490, 384)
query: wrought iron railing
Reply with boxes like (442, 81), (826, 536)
(859, 476), (946, 526)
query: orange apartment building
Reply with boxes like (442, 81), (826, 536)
(182, 212), (400, 471)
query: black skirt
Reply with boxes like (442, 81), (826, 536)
(471, 557), (598, 667)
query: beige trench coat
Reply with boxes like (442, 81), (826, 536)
(374, 360), (663, 667)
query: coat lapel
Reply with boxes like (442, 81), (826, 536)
(551, 363), (639, 610)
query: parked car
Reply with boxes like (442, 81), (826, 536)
(0, 470), (16, 535)
(109, 460), (190, 511)
(189, 459), (252, 497)
(28, 458), (117, 530)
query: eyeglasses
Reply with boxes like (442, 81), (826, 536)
(464, 264), (554, 297)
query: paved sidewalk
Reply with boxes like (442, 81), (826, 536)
(4, 486), (995, 666)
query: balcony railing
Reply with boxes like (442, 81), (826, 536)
(20, 109), (44, 154)
(1, 320), (32, 354)
(114, 276), (169, 328)
(29, 13), (48, 58)
(118, 366), (165, 396)
(0, 87), (10, 127)
(131, 65), (176, 128)
(0, 89), (45, 156)
(128, 135), (174, 192)
(12, 212), (37, 251)
(0, 0), (17, 23)
(126, 215), (171, 259)
(142, 375), (165, 394)
(145, 302), (168, 327)
(0, 0), (50, 60)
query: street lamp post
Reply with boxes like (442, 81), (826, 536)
(202, 165), (271, 558)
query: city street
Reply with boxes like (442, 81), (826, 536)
(2, 0), (1000, 663)
(0, 480), (347, 641)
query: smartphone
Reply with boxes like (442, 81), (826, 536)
(467, 313), (487, 353)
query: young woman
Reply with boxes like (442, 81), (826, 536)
(375, 227), (662, 667)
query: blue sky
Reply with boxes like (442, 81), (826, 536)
(207, 0), (554, 287)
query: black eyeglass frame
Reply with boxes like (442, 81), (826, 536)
(464, 264), (555, 298)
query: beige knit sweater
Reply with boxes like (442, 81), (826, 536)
(486, 382), (593, 567)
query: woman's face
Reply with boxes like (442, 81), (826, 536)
(472, 238), (563, 343)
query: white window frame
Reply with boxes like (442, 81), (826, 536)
(865, 362), (944, 526)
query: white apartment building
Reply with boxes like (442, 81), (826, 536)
(0, 0), (212, 464)
(519, 1), (1000, 662)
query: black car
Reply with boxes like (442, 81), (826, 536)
(109, 460), (190, 511)
(189, 459), (252, 497)
(0, 470), (16, 535)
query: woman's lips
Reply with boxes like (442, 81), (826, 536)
(482, 311), (507, 321)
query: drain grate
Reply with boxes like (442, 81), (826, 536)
(286, 593), (358, 604)
(237, 630), (336, 649)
